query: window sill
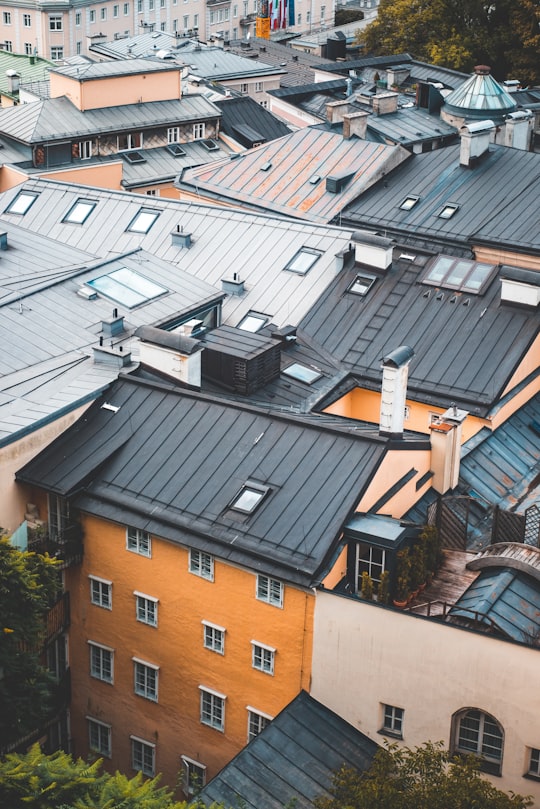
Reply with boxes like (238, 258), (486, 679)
(377, 728), (402, 740)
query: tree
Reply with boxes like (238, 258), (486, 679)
(359, 0), (540, 85)
(314, 741), (533, 809)
(0, 535), (60, 751)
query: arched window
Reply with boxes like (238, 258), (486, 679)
(452, 709), (504, 775)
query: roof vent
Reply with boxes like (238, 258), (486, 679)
(326, 170), (355, 193)
(500, 266), (540, 308)
(202, 325), (281, 395)
(351, 230), (394, 270)
(222, 273), (245, 295)
(459, 120), (495, 167)
(102, 310), (125, 337)
(171, 225), (192, 248)
(0, 231), (8, 250)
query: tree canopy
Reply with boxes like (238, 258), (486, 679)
(360, 0), (540, 86)
(314, 741), (533, 809)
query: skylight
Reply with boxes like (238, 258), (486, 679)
(422, 255), (496, 295)
(282, 363), (322, 384)
(86, 267), (168, 308)
(167, 144), (186, 157)
(6, 191), (38, 215)
(201, 139), (219, 151)
(230, 482), (269, 514)
(438, 203), (459, 219)
(126, 209), (160, 234)
(237, 312), (268, 332)
(63, 199), (96, 224)
(348, 273), (376, 296)
(122, 150), (146, 164)
(284, 247), (322, 276)
(399, 195), (420, 211)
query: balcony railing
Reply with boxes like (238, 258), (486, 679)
(28, 523), (83, 568)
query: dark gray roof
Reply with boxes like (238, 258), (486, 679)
(16, 374), (389, 586)
(215, 95), (290, 144)
(340, 143), (540, 255)
(197, 691), (379, 809)
(313, 54), (469, 91)
(119, 140), (232, 188)
(228, 37), (337, 87)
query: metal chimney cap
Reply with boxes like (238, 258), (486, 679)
(382, 345), (414, 368)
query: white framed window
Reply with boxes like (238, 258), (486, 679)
(230, 482), (269, 512)
(131, 736), (155, 777)
(356, 545), (386, 588)
(320, 3), (325, 18)
(193, 13), (199, 25)
(133, 658), (159, 701)
(63, 199), (96, 224)
(5, 191), (38, 215)
(89, 641), (114, 683)
(124, 2), (130, 13)
(135, 592), (158, 627)
(247, 707), (272, 741)
(90, 9), (96, 21)
(101, 7), (107, 19)
(48, 493), (69, 540)
(87, 717), (111, 756)
(167, 126), (181, 143)
(193, 122), (205, 140)
(453, 709), (504, 775)
(90, 576), (112, 609)
(3, 10), (12, 23)
(189, 549), (214, 581)
(24, 43), (32, 54)
(202, 620), (225, 654)
(146, 189), (159, 196)
(233, 4), (237, 15)
(50, 46), (64, 61)
(240, 83), (249, 94)
(79, 140), (92, 160)
(113, 4), (119, 15)
(4, 41), (12, 52)
(297, 12), (301, 23)
(118, 132), (143, 151)
(126, 527), (151, 557)
(181, 755), (206, 795)
(76, 41), (82, 54)
(149, 0), (154, 8)
(199, 686), (225, 731)
(527, 748), (540, 779)
(256, 574), (283, 608)
(284, 246), (322, 275)
(255, 81), (263, 92)
(126, 209), (159, 234)
(23, 13), (31, 25)
(49, 13), (62, 29)
(381, 704), (404, 737)
(75, 11), (81, 24)
(137, 0), (143, 10)
(251, 641), (275, 675)
(160, 21), (166, 30)
(237, 312), (268, 332)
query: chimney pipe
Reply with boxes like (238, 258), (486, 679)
(379, 346), (414, 438)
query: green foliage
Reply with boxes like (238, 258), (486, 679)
(335, 7), (363, 26)
(377, 570), (390, 604)
(394, 547), (410, 601)
(360, 571), (373, 600)
(0, 536), (60, 750)
(314, 741), (533, 809)
(359, 0), (540, 85)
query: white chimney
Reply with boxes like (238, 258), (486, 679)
(429, 405), (468, 493)
(459, 120), (495, 167)
(351, 230), (394, 270)
(379, 345), (414, 437)
(504, 110), (533, 151)
(135, 325), (202, 387)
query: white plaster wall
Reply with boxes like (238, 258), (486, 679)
(311, 589), (540, 805)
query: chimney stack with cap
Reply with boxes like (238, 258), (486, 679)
(379, 346), (414, 438)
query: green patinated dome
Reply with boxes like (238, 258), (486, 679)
(443, 65), (517, 122)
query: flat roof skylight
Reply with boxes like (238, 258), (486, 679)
(282, 363), (322, 384)
(63, 199), (96, 225)
(348, 273), (376, 296)
(230, 483), (269, 514)
(399, 195), (419, 211)
(284, 247), (322, 276)
(6, 191), (38, 215)
(422, 255), (496, 295)
(237, 312), (268, 332)
(86, 266), (168, 308)
(126, 208), (160, 234)
(438, 203), (459, 219)
(167, 144), (186, 157)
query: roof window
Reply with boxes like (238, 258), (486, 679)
(126, 208), (160, 234)
(63, 199), (96, 225)
(122, 150), (146, 164)
(438, 203), (459, 219)
(230, 482), (269, 514)
(237, 312), (268, 332)
(284, 247), (322, 276)
(422, 255), (496, 295)
(399, 195), (419, 211)
(86, 267), (168, 308)
(167, 144), (186, 157)
(201, 139), (219, 151)
(6, 191), (38, 215)
(282, 363), (322, 384)
(348, 273), (376, 296)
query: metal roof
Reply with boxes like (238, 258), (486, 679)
(181, 127), (409, 223)
(119, 140), (233, 188)
(0, 52), (53, 99)
(198, 691), (379, 809)
(443, 66), (517, 122)
(215, 95), (290, 144)
(16, 373), (388, 586)
(228, 37), (337, 87)
(50, 58), (182, 80)
(313, 54), (469, 91)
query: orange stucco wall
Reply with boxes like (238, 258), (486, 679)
(38, 161), (124, 190)
(357, 447), (432, 517)
(0, 164), (29, 192)
(501, 334), (540, 398)
(50, 70), (182, 111)
(65, 512), (314, 791)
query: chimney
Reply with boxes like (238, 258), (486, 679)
(459, 120), (495, 167)
(135, 324), (203, 387)
(171, 225), (192, 248)
(504, 109), (533, 151)
(326, 98), (350, 124)
(351, 230), (394, 270)
(222, 272), (245, 295)
(334, 243), (355, 272)
(500, 266), (540, 308)
(6, 69), (20, 94)
(429, 405), (468, 493)
(372, 91), (398, 115)
(343, 110), (369, 140)
(0, 231), (8, 250)
(93, 344), (132, 367)
(379, 345), (414, 438)
(101, 310), (125, 337)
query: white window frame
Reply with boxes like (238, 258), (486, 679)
(3, 11), (12, 24)
(49, 13), (63, 29)
(88, 641), (114, 683)
(101, 7), (107, 19)
(113, 4), (119, 16)
(24, 43), (32, 54)
(90, 575), (112, 609)
(131, 735), (155, 777)
(199, 686), (225, 731)
(251, 640), (275, 675)
(90, 9), (96, 21)
(453, 709), (504, 773)
(75, 11), (81, 24)
(126, 526), (151, 557)
(528, 748), (540, 778)
(247, 707), (272, 742)
(135, 591), (158, 627)
(23, 12), (31, 25)
(193, 122), (205, 140)
(255, 81), (263, 92)
(133, 657), (159, 701)
(79, 140), (92, 160)
(124, 2), (130, 13)
(356, 545), (386, 588)
(181, 755), (207, 795)
(118, 132), (143, 152)
(48, 493), (69, 541)
(256, 574), (283, 608)
(87, 716), (112, 757)
(189, 549), (214, 581)
(381, 703), (404, 737)
(240, 83), (249, 94)
(167, 126), (181, 144)
(202, 620), (225, 654)
(50, 46), (64, 61)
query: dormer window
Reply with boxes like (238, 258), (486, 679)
(348, 273), (376, 296)
(118, 132), (143, 152)
(284, 247), (322, 275)
(399, 195), (419, 211)
(230, 482), (269, 514)
(5, 191), (38, 215)
(438, 203), (459, 219)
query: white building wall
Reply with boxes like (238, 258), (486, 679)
(311, 588), (540, 805)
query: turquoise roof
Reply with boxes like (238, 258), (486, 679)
(443, 65), (517, 122)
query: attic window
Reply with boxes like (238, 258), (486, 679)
(87, 267), (168, 308)
(284, 247), (322, 275)
(126, 208), (160, 234)
(122, 150), (146, 164)
(348, 273), (376, 296)
(399, 195), (419, 211)
(422, 255), (496, 294)
(282, 363), (322, 384)
(201, 139), (219, 151)
(438, 203), (459, 219)
(6, 191), (38, 215)
(230, 482), (269, 514)
(237, 312), (268, 332)
(63, 199), (96, 224)
(167, 144), (186, 157)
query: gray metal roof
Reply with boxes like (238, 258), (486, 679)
(51, 58), (181, 80)
(215, 95), (290, 144)
(177, 45), (284, 81)
(228, 37), (337, 87)
(198, 690), (379, 809)
(119, 140), (233, 188)
(313, 54), (469, 91)
(16, 373), (388, 586)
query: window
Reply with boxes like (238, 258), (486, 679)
(131, 737), (155, 777)
(63, 199), (96, 224)
(181, 756), (206, 795)
(50, 46), (64, 61)
(149, 0), (154, 9)
(23, 13), (31, 25)
(453, 709), (503, 775)
(200, 687), (225, 731)
(4, 40), (12, 52)
(240, 83), (249, 94)
(321, 3), (325, 18)
(76, 41), (82, 54)
(49, 13), (62, 29)
(422, 255), (496, 295)
(118, 132), (143, 151)
(348, 273), (376, 296)
(183, 14), (189, 27)
(113, 4), (119, 15)
(24, 43), (32, 54)
(79, 140), (92, 159)
(189, 549), (214, 581)
(90, 9), (96, 21)
(126, 209), (159, 234)
(438, 202), (459, 219)
(202, 620), (225, 654)
(146, 189), (159, 196)
(399, 194), (419, 210)
(256, 574), (283, 607)
(89, 642), (114, 683)
(260, 100), (269, 109)
(137, 0), (143, 10)
(233, 4), (237, 15)
(356, 545), (386, 587)
(284, 247), (322, 275)
(124, 2), (130, 13)
(88, 267), (166, 307)
(282, 363), (321, 385)
(160, 21), (166, 30)
(48, 493), (69, 540)
(126, 526), (151, 556)
(3, 11), (11, 24)
(193, 122), (205, 140)
(88, 717), (111, 756)
(230, 483), (269, 514)
(247, 708), (271, 741)
(306, 10), (310, 21)
(133, 659), (158, 701)
(237, 311), (267, 332)
(297, 12), (301, 23)
(161, 0), (165, 7)
(251, 641), (275, 675)
(527, 748), (540, 779)
(90, 576), (112, 609)
(255, 81), (263, 92)
(167, 126), (180, 143)
(381, 704), (403, 737)
(101, 7), (107, 19)
(193, 13), (199, 25)
(135, 592), (158, 627)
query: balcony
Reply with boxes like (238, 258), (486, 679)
(28, 523), (83, 568)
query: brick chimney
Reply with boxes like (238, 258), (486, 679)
(372, 92), (398, 115)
